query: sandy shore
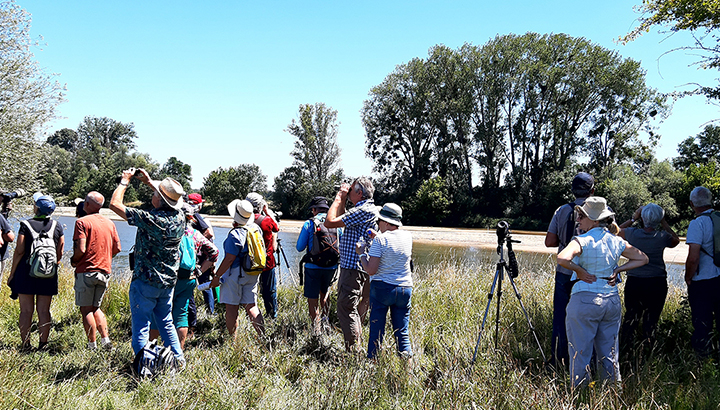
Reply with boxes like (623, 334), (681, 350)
(53, 206), (689, 265)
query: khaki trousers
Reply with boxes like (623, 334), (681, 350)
(337, 268), (368, 350)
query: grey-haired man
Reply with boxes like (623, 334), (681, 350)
(325, 177), (378, 351)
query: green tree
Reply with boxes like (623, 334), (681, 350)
(673, 125), (720, 169)
(623, 0), (720, 99)
(46, 128), (79, 151)
(402, 177), (451, 226)
(159, 156), (192, 192)
(0, 1), (64, 192)
(286, 103), (342, 183)
(201, 164), (267, 214)
(76, 116), (137, 151)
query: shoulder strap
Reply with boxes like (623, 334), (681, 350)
(22, 220), (39, 239)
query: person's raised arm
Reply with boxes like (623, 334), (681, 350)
(324, 183), (349, 229)
(661, 218), (681, 248)
(109, 168), (136, 221)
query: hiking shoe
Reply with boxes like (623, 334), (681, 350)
(321, 316), (331, 335)
(101, 341), (114, 351)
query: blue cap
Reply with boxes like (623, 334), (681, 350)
(32, 192), (56, 216)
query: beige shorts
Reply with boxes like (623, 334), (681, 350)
(219, 267), (259, 306)
(74, 271), (110, 307)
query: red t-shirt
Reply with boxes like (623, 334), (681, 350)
(255, 214), (279, 270)
(73, 213), (121, 275)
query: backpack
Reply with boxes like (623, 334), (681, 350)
(179, 232), (196, 271)
(240, 224), (266, 275)
(132, 340), (178, 378)
(699, 211), (720, 267)
(559, 202), (578, 248)
(303, 217), (339, 268)
(23, 220), (58, 279)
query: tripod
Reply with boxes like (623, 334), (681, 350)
(275, 238), (294, 285)
(472, 227), (546, 364)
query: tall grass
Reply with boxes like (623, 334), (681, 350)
(0, 250), (717, 409)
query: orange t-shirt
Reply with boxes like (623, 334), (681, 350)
(73, 213), (121, 275)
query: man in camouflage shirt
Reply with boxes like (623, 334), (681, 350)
(110, 168), (186, 365)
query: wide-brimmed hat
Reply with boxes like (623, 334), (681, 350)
(575, 196), (614, 221)
(378, 203), (403, 227)
(308, 196), (330, 211)
(32, 192), (56, 216)
(228, 199), (255, 226)
(149, 177), (185, 210)
(188, 193), (204, 205)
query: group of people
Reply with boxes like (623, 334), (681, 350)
(3, 168), (719, 384)
(0, 169), (414, 367)
(546, 172), (718, 388)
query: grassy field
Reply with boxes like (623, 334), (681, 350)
(0, 250), (717, 410)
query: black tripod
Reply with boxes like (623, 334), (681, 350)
(275, 238), (294, 285)
(472, 222), (546, 364)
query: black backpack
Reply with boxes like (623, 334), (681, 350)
(302, 217), (340, 268)
(560, 202), (579, 248)
(699, 211), (720, 267)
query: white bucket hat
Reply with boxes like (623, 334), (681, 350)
(149, 177), (185, 210)
(575, 196), (614, 221)
(377, 203), (403, 227)
(228, 199), (255, 226)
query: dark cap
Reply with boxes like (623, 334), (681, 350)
(572, 172), (595, 197)
(308, 196), (330, 211)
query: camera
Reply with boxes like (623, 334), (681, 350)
(114, 168), (143, 184)
(0, 188), (26, 219)
(496, 221), (509, 245)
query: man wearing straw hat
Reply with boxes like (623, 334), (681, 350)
(110, 168), (186, 367)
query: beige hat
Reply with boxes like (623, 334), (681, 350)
(227, 199), (255, 226)
(149, 177), (185, 210)
(575, 196), (614, 221)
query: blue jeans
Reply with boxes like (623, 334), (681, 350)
(260, 267), (277, 318)
(551, 271), (572, 364)
(367, 281), (412, 358)
(129, 279), (184, 361)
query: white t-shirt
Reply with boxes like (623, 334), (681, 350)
(368, 229), (413, 287)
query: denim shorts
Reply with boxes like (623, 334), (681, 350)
(304, 267), (336, 299)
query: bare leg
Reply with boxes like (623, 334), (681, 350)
(225, 304), (240, 337)
(36, 295), (53, 344)
(319, 291), (330, 318)
(94, 309), (110, 339)
(243, 303), (265, 337)
(308, 298), (320, 333)
(80, 306), (98, 342)
(149, 329), (160, 342)
(176, 327), (188, 349)
(18, 294), (35, 347)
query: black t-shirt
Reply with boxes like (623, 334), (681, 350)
(19, 217), (64, 258)
(0, 214), (10, 261)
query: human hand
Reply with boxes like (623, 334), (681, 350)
(134, 168), (150, 184)
(633, 206), (643, 222)
(576, 267), (597, 284)
(368, 229), (377, 240)
(355, 241), (365, 255)
(338, 183), (350, 199)
(120, 168), (136, 185)
(608, 271), (619, 286)
(210, 274), (221, 289)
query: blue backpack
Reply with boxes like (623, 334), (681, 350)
(179, 232), (196, 271)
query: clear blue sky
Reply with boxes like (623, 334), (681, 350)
(22, 0), (718, 189)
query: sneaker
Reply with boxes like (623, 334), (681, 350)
(38, 341), (49, 351)
(101, 341), (114, 351)
(321, 316), (331, 335)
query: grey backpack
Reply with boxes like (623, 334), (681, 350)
(23, 220), (58, 279)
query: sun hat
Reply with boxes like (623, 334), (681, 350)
(571, 172), (595, 197)
(188, 193), (204, 204)
(32, 192), (56, 216)
(377, 203), (403, 227)
(308, 196), (330, 211)
(228, 199), (255, 226)
(149, 177), (185, 210)
(575, 196), (614, 221)
(245, 192), (265, 211)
